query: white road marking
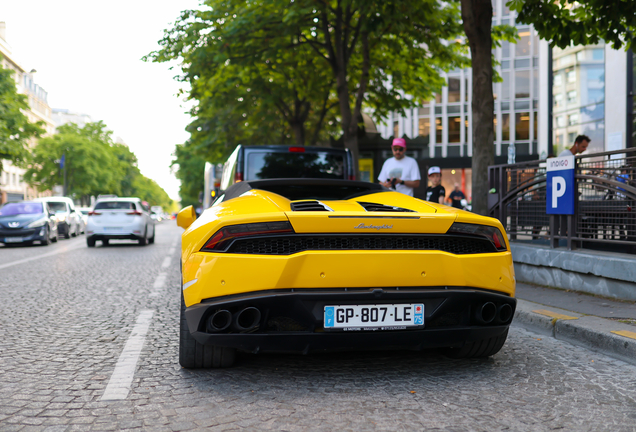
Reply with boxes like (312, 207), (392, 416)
(0, 242), (85, 270)
(168, 247), (176, 255)
(149, 272), (167, 297)
(161, 257), (171, 268)
(101, 310), (154, 401)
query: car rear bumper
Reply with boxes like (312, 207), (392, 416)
(184, 287), (516, 354)
(87, 233), (145, 241)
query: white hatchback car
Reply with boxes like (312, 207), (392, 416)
(86, 198), (155, 247)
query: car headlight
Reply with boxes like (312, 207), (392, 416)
(27, 218), (48, 228)
(57, 215), (66, 222)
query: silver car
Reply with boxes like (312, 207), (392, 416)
(34, 197), (81, 239)
(85, 198), (155, 247)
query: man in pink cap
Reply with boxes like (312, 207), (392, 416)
(378, 138), (421, 196)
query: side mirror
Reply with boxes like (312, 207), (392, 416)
(176, 205), (197, 229)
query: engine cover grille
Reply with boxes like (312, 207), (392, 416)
(225, 234), (496, 255)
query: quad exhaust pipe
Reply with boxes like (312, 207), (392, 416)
(475, 302), (497, 324)
(475, 302), (513, 325)
(233, 307), (262, 332)
(207, 310), (232, 332)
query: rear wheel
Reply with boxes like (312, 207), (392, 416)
(87, 237), (95, 247)
(179, 292), (236, 368)
(443, 328), (509, 359)
(102, 239), (109, 246)
(148, 228), (155, 244)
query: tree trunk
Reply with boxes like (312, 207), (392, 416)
(461, 0), (494, 216)
(290, 121), (305, 146)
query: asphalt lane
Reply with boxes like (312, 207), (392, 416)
(1, 222), (636, 431)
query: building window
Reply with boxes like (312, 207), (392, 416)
(465, 118), (470, 142)
(568, 113), (579, 126)
(435, 118), (443, 143)
(515, 70), (530, 98)
(502, 41), (510, 58)
(502, 114), (510, 141)
(554, 93), (563, 108)
(567, 69), (576, 83)
(418, 117), (430, 139)
(534, 112), (538, 139)
(554, 74), (563, 87)
(419, 107), (430, 116)
(435, 93), (442, 104)
(556, 115), (566, 128)
(516, 112), (530, 140)
(448, 77), (461, 103)
(449, 116), (461, 143)
(502, 72), (510, 99)
(567, 90), (577, 104)
(516, 30), (531, 57)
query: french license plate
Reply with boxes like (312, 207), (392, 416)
(324, 304), (424, 331)
(104, 227), (121, 231)
(4, 237), (23, 243)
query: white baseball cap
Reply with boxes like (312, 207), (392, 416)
(428, 166), (441, 175)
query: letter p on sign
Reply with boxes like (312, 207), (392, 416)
(546, 155), (575, 215)
(552, 176), (566, 208)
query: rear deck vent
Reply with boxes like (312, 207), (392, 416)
(357, 202), (416, 212)
(290, 200), (332, 212)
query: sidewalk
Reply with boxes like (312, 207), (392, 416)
(513, 281), (636, 365)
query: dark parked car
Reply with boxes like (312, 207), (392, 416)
(0, 201), (59, 246)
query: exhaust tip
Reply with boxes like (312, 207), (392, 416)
(207, 310), (232, 332)
(497, 303), (513, 323)
(476, 302), (497, 324)
(233, 307), (262, 332)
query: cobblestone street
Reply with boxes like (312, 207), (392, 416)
(1, 222), (636, 431)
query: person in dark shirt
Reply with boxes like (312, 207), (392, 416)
(447, 183), (466, 209)
(425, 166), (445, 204)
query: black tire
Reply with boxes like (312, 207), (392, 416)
(148, 228), (155, 244)
(52, 232), (58, 243)
(443, 328), (509, 359)
(40, 227), (51, 246)
(102, 239), (109, 246)
(71, 223), (77, 237)
(87, 237), (96, 247)
(179, 292), (236, 368)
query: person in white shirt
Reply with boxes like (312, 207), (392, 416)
(378, 138), (421, 196)
(558, 135), (590, 157)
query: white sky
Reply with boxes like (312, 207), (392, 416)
(2, 0), (202, 201)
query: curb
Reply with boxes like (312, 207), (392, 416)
(513, 299), (636, 366)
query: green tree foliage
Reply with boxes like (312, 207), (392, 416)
(24, 122), (172, 208)
(0, 60), (44, 173)
(147, 1), (341, 163)
(150, 0), (468, 171)
(171, 141), (206, 209)
(509, 0), (636, 50)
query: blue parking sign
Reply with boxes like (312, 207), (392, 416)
(546, 155), (575, 215)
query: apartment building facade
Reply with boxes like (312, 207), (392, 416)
(0, 21), (55, 204)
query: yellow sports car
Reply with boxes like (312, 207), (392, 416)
(177, 179), (515, 368)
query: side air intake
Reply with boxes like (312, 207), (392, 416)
(290, 200), (332, 212)
(357, 202), (415, 212)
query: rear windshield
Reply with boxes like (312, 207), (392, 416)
(246, 151), (345, 180)
(0, 202), (44, 216)
(47, 202), (68, 212)
(94, 201), (136, 210)
(254, 183), (380, 201)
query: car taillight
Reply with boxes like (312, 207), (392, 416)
(348, 174), (356, 181)
(201, 221), (294, 252)
(126, 211), (143, 216)
(88, 211), (101, 216)
(234, 171), (243, 182)
(288, 146), (305, 152)
(446, 222), (507, 252)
